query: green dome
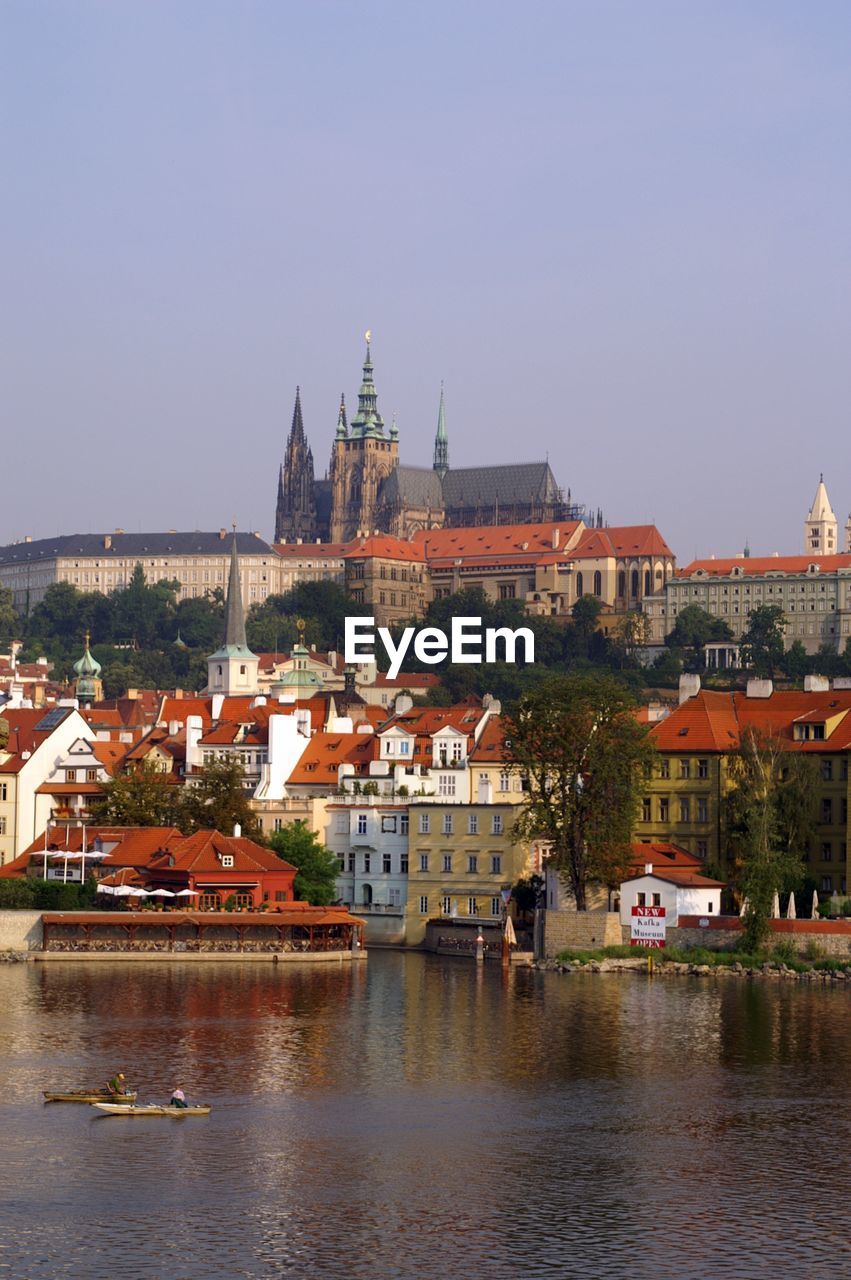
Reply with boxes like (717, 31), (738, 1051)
(73, 636), (102, 679)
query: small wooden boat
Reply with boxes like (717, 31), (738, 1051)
(44, 1090), (138, 1104)
(91, 1102), (211, 1116)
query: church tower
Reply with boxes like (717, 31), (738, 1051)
(329, 334), (399, 542)
(73, 632), (103, 706)
(433, 383), (448, 478)
(274, 387), (317, 543)
(207, 535), (259, 696)
(805, 475), (838, 555)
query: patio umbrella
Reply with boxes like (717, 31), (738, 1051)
(771, 891), (780, 918)
(739, 896), (749, 917)
(126, 888), (150, 898)
(811, 890), (819, 919)
(96, 883), (115, 895)
(111, 886), (135, 898)
(786, 893), (796, 920)
(146, 888), (176, 898)
(504, 915), (517, 946)
(174, 889), (200, 897)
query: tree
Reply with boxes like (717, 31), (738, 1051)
(268, 821), (340, 904)
(571, 594), (603, 645)
(93, 764), (181, 826)
(740, 605), (786, 679)
(666, 605), (732, 672)
(780, 639), (811, 682)
(0, 587), (18, 645)
(610, 611), (650, 668)
(726, 730), (817, 950)
(178, 756), (261, 837)
(506, 674), (656, 910)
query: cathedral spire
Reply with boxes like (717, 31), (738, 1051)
(335, 393), (348, 440)
(207, 532), (259, 695)
(433, 382), (448, 476)
(291, 385), (305, 443)
(350, 330), (385, 438)
(223, 533), (248, 650)
(274, 386), (317, 543)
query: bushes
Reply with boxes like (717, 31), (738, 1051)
(0, 878), (98, 911)
(0, 879), (37, 909)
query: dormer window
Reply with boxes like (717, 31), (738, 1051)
(221, 854), (234, 868)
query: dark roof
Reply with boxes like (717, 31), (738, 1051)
(0, 531), (274, 565)
(441, 462), (561, 509)
(379, 466), (443, 510)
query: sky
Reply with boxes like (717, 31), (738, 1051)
(2, 1), (851, 563)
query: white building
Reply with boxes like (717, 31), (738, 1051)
(618, 870), (725, 928)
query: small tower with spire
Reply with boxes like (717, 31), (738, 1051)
(206, 534), (259, 696)
(433, 383), (448, 478)
(275, 387), (317, 544)
(805, 475), (838, 555)
(329, 332), (400, 542)
(73, 632), (103, 706)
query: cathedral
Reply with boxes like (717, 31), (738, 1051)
(274, 337), (584, 544)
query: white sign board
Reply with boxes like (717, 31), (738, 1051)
(630, 905), (666, 948)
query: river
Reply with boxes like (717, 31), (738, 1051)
(0, 953), (850, 1279)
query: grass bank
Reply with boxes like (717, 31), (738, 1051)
(554, 941), (851, 974)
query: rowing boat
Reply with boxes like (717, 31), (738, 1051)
(91, 1102), (211, 1116)
(44, 1090), (138, 1104)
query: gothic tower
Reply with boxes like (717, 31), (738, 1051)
(433, 383), (448, 478)
(329, 334), (399, 542)
(274, 387), (317, 543)
(804, 475), (838, 555)
(207, 535), (259, 696)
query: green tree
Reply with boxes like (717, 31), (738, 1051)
(666, 604), (733, 672)
(507, 673), (656, 910)
(93, 764), (182, 826)
(780, 639), (811, 682)
(726, 730), (817, 949)
(174, 590), (225, 649)
(571, 594), (603, 647)
(740, 604), (786, 679)
(178, 756), (261, 837)
(0, 587), (19, 645)
(268, 821), (340, 904)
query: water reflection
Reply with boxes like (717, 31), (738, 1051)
(0, 958), (850, 1278)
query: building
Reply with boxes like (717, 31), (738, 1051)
(273, 336), (583, 545)
(618, 869), (725, 927)
(0, 529), (280, 614)
(271, 541), (348, 594)
(633, 677), (851, 895)
(344, 536), (429, 627)
(0, 706), (96, 863)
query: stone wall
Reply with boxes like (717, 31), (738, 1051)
(545, 910), (622, 956)
(0, 911), (43, 952)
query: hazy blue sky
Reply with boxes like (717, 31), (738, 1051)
(3, 1), (850, 561)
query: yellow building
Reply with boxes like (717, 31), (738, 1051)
(405, 801), (532, 945)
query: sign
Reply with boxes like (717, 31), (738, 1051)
(630, 905), (666, 948)
(698, 917), (710, 928)
(500, 889), (512, 905)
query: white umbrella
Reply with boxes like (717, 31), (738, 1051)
(504, 915), (517, 946)
(126, 888), (149, 898)
(111, 886), (134, 897)
(771, 891), (780, 918)
(739, 896), (749, 917)
(811, 890), (819, 920)
(96, 883), (115, 895)
(174, 889), (200, 897)
(146, 888), (176, 898)
(786, 892), (796, 920)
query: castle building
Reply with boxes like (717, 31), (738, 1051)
(274, 336), (583, 544)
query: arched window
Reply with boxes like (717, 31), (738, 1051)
(362, 883), (373, 905)
(631, 570), (639, 597)
(593, 570), (602, 596)
(618, 571), (626, 597)
(576, 572), (584, 597)
(644, 569), (651, 595)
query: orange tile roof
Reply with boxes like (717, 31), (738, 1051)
(572, 525), (674, 560)
(344, 535), (428, 563)
(411, 521), (580, 566)
(157, 696), (213, 726)
(288, 731), (378, 785)
(468, 715), (513, 762)
(628, 842), (704, 872)
(149, 830), (295, 874)
(380, 704), (487, 765)
(651, 689), (851, 753)
(678, 554), (851, 578)
(623, 869), (725, 888)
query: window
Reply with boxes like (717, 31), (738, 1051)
(348, 853), (355, 873)
(679, 760), (690, 780)
(442, 813), (453, 834)
(275, 890), (289, 902)
(637, 892), (646, 907)
(467, 897), (478, 916)
(576, 572), (584, 596)
(338, 856), (346, 872)
(0, 783), (7, 801)
(86, 768), (98, 782)
(492, 815), (503, 834)
(659, 759), (670, 780)
(199, 892), (220, 911)
(821, 842), (832, 862)
(381, 816), (397, 833)
(357, 814), (368, 835)
(679, 798), (690, 823)
(383, 853), (392, 873)
(439, 775), (456, 797)
(400, 854), (409, 873)
(697, 798), (708, 823)
(659, 798), (669, 822)
(419, 854), (429, 872)
(400, 814), (409, 835)
(593, 570), (602, 596)
(335, 815), (347, 834)
(652, 893), (661, 907)
(0, 817), (5, 836)
(821, 759), (833, 781)
(399, 740), (410, 755)
(363, 853), (371, 872)
(697, 759), (708, 779)
(498, 583), (516, 600)
(491, 897), (501, 917)
(821, 798), (833, 824)
(221, 855), (234, 868)
(442, 896), (452, 915)
(499, 771), (510, 792)
(419, 813), (430, 834)
(697, 839), (708, 858)
(468, 814), (478, 834)
(821, 876), (833, 893)
(468, 855), (478, 873)
(66, 769), (77, 782)
(419, 895), (429, 914)
(641, 798), (651, 822)
(491, 855), (501, 874)
(443, 854), (452, 872)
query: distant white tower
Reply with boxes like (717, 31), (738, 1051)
(804, 475), (838, 555)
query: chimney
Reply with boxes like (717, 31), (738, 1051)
(552, 528), (560, 549)
(804, 674), (830, 693)
(168, 720), (179, 736)
(746, 679), (773, 699)
(219, 528), (227, 540)
(104, 535), (112, 550)
(394, 694), (413, 715)
(678, 674), (701, 704)
(644, 863), (654, 876)
(233, 823), (241, 839)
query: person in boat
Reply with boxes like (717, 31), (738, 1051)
(170, 1087), (188, 1109)
(107, 1072), (127, 1096)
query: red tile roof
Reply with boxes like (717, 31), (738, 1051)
(571, 525), (674, 560)
(628, 842), (704, 873)
(678, 554), (851, 578)
(468, 715), (513, 762)
(344, 535), (428, 563)
(149, 830), (295, 874)
(651, 689), (851, 753)
(288, 731), (378, 785)
(412, 521), (581, 567)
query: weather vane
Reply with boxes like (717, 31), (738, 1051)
(296, 617), (306, 643)
(365, 329), (372, 344)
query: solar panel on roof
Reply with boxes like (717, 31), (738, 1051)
(34, 708), (70, 732)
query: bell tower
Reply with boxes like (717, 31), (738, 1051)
(329, 333), (399, 542)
